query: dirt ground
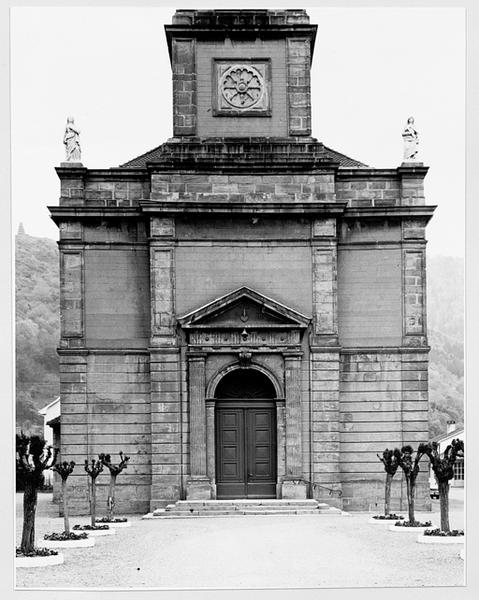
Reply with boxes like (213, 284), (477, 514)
(15, 490), (465, 590)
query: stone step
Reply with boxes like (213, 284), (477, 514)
(146, 499), (344, 519)
(146, 509), (340, 518)
(172, 499), (320, 505)
(168, 504), (321, 512)
(167, 499), (321, 510)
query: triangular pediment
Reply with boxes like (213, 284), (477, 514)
(178, 287), (310, 329)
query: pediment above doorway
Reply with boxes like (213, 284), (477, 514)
(178, 287), (310, 349)
(178, 287), (310, 329)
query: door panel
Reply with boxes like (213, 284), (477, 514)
(246, 408), (276, 498)
(216, 408), (245, 497)
(216, 403), (276, 499)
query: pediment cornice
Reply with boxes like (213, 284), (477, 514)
(178, 287), (310, 331)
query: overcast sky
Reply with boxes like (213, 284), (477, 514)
(10, 6), (465, 257)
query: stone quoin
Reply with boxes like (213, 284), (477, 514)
(49, 9), (434, 514)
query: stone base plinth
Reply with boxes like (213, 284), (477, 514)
(281, 479), (307, 499)
(186, 477), (213, 500)
(60, 162), (83, 168)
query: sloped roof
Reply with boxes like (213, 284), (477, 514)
(38, 396), (60, 416)
(120, 142), (368, 169)
(322, 145), (368, 168)
(431, 427), (464, 444)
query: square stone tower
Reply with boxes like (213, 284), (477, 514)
(51, 9), (434, 513)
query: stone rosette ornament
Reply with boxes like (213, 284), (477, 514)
(214, 61), (270, 116)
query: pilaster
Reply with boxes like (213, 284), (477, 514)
(58, 222), (85, 350)
(310, 219), (341, 502)
(282, 352), (306, 498)
(150, 217), (176, 347)
(57, 350), (90, 514)
(311, 217), (338, 346)
(186, 352), (212, 499)
(310, 349), (341, 505)
(286, 37), (311, 136)
(149, 217), (183, 508)
(172, 38), (197, 136)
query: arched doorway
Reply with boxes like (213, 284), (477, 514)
(215, 368), (277, 499)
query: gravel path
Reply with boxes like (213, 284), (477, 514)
(15, 492), (464, 589)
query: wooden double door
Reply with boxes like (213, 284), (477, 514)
(215, 401), (277, 499)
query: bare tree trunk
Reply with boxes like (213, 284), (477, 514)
(438, 480), (450, 532)
(406, 476), (415, 523)
(62, 478), (70, 534)
(21, 481), (37, 554)
(91, 478), (97, 527)
(385, 473), (392, 516)
(88, 477), (97, 527)
(107, 474), (117, 521)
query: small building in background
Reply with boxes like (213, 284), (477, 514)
(38, 397), (61, 500)
(430, 420), (464, 490)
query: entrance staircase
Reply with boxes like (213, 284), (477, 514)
(143, 499), (344, 519)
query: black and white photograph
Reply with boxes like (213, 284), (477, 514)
(7, 1), (469, 593)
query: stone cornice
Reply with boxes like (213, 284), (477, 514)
(140, 201), (347, 216)
(340, 346), (431, 354)
(165, 10), (317, 64)
(343, 205), (436, 222)
(55, 167), (148, 180)
(48, 203), (436, 222)
(48, 206), (142, 224)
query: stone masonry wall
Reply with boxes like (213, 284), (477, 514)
(150, 172), (336, 203)
(337, 247), (403, 347)
(196, 40), (288, 138)
(60, 352), (151, 515)
(59, 173), (149, 207)
(84, 248), (150, 348)
(339, 351), (430, 512)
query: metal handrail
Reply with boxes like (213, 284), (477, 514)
(305, 480), (343, 498)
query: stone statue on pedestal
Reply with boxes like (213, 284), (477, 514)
(402, 117), (419, 161)
(63, 117), (81, 162)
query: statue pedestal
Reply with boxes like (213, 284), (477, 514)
(60, 162), (83, 168)
(400, 161), (423, 167)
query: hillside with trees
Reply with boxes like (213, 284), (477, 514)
(15, 228), (59, 433)
(427, 256), (464, 437)
(15, 231), (464, 439)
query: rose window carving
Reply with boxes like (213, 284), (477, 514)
(219, 65), (265, 110)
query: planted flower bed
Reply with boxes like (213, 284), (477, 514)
(395, 520), (432, 527)
(16, 547), (59, 557)
(72, 524), (115, 537)
(369, 513), (405, 524)
(96, 516), (131, 528)
(389, 520), (433, 533)
(42, 531), (95, 549)
(424, 528), (464, 536)
(16, 546), (64, 568)
(417, 528), (464, 544)
(45, 531), (88, 541)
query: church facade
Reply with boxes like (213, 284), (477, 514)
(50, 9), (434, 514)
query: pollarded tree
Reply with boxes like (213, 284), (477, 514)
(16, 434), (58, 554)
(99, 452), (130, 521)
(394, 444), (428, 524)
(377, 448), (400, 516)
(422, 438), (464, 532)
(84, 458), (103, 527)
(52, 461), (75, 534)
